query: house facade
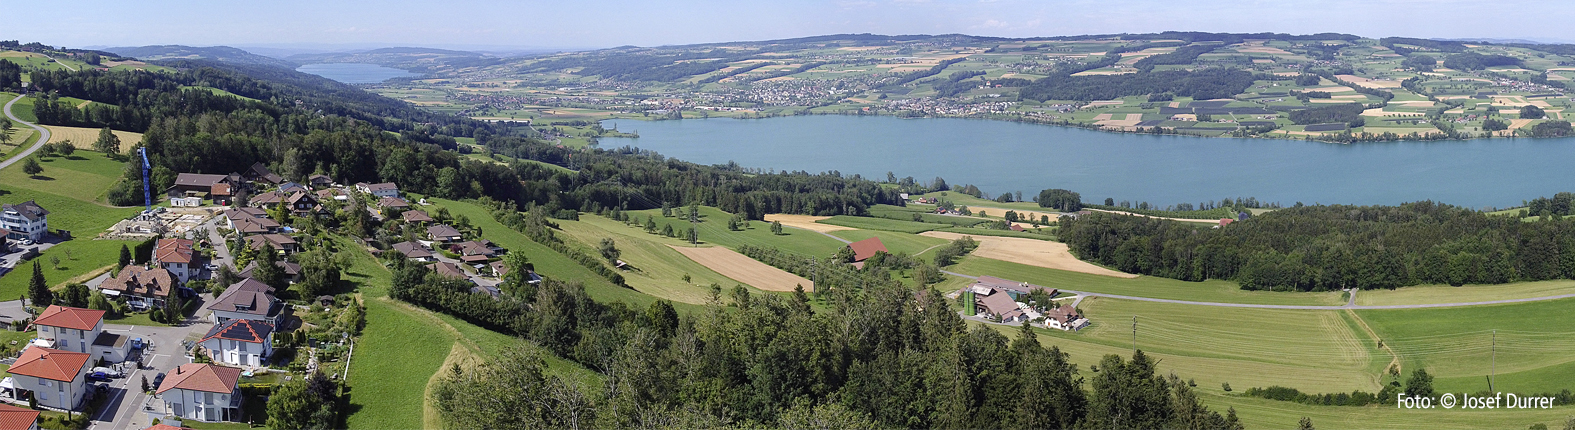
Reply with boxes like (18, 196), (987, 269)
(0, 201), (48, 242)
(7, 346), (90, 411)
(31, 306), (105, 355)
(200, 319), (273, 367)
(154, 238), (198, 283)
(154, 363), (243, 423)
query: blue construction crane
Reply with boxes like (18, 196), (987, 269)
(138, 147), (152, 213)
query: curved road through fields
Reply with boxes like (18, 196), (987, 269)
(0, 94), (50, 171)
(941, 270), (1575, 310)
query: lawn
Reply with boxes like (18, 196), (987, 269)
(0, 151), (141, 298)
(947, 256), (1344, 306)
(630, 206), (847, 258)
(1358, 297), (1575, 394)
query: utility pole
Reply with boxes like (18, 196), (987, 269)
(1132, 316), (1138, 353)
(1490, 329), (1496, 392)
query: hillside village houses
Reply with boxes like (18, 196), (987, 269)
(0, 201), (49, 243)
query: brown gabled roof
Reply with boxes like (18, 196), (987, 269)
(173, 173), (229, 188)
(210, 183), (231, 197)
(201, 318), (273, 344)
(0, 403), (39, 430)
(426, 262), (468, 279)
(308, 174), (332, 185)
(155, 238), (195, 264)
(33, 305), (104, 331)
(105, 266), (176, 298)
(401, 210), (434, 223)
(250, 191), (285, 205)
(10, 346), (89, 382)
(315, 188), (346, 201)
(457, 240), (495, 256)
(847, 237), (888, 262)
(378, 197), (410, 209)
(979, 289), (1022, 320)
(391, 241), (432, 259)
(245, 234), (297, 251)
(157, 363), (241, 395)
(285, 191), (316, 206)
(427, 224), (462, 239)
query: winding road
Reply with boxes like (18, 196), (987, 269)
(940, 270), (1575, 310)
(0, 94), (50, 171)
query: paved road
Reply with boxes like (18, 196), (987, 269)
(941, 269), (1575, 310)
(0, 94), (50, 171)
(43, 55), (77, 72)
(90, 306), (214, 430)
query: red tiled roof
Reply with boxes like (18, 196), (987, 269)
(33, 305), (104, 331)
(210, 183), (231, 197)
(145, 424), (194, 430)
(10, 346), (89, 382)
(157, 363), (242, 395)
(0, 402), (39, 430)
(847, 237), (888, 262)
(155, 238), (195, 264)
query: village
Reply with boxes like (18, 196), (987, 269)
(0, 159), (537, 429)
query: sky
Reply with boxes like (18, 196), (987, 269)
(17, 0), (1575, 53)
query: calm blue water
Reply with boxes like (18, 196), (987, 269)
(600, 115), (1575, 209)
(296, 63), (416, 84)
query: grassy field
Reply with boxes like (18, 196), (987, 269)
(555, 213), (747, 305)
(1356, 280), (1575, 306)
(948, 256), (1345, 306)
(631, 206), (847, 258)
(3, 93), (36, 123)
(818, 215), (947, 233)
(829, 229), (947, 256)
(1358, 298), (1575, 394)
(0, 151), (140, 298)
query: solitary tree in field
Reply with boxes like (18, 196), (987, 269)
(54, 140), (74, 157)
(93, 127), (120, 155)
(598, 238), (620, 264)
(770, 220), (784, 235)
(0, 119), (12, 145)
(21, 156), (41, 177)
(686, 227), (698, 245)
(27, 261), (51, 307)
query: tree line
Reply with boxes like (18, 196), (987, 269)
(1020, 68), (1259, 102)
(1061, 201), (1575, 291)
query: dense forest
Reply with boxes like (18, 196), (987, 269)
(1288, 103), (1366, 126)
(1441, 52), (1522, 71)
(1020, 68), (1258, 102)
(1061, 202), (1575, 291)
(24, 62), (896, 217)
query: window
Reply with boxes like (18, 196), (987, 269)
(37, 379), (46, 387)
(79, 330), (84, 340)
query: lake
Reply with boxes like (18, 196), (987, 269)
(600, 115), (1575, 209)
(296, 63), (417, 84)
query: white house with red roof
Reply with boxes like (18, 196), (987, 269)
(199, 319), (273, 367)
(154, 238), (198, 283)
(152, 363), (243, 423)
(32, 305), (130, 364)
(7, 346), (91, 411)
(0, 403), (39, 430)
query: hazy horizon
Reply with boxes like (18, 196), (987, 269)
(14, 0), (1575, 53)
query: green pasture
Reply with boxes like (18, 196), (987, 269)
(630, 206), (847, 258)
(554, 214), (744, 305)
(817, 215), (946, 233)
(1358, 298), (1575, 394)
(0, 151), (140, 298)
(828, 229), (947, 256)
(947, 256), (1344, 306)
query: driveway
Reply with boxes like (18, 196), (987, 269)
(89, 310), (214, 430)
(0, 94), (50, 171)
(199, 216), (233, 278)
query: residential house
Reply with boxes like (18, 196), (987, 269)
(199, 319), (273, 367)
(845, 237), (888, 269)
(307, 175), (333, 188)
(277, 183), (309, 195)
(238, 260), (301, 284)
(314, 188), (348, 203)
(33, 306), (128, 363)
(209, 183), (233, 206)
(377, 197), (411, 211)
(170, 174), (235, 204)
(0, 201), (48, 242)
(206, 278), (282, 329)
(970, 276), (1053, 301)
(247, 191), (285, 208)
(427, 224), (463, 243)
(283, 192), (322, 217)
(0, 403), (40, 430)
(244, 162), (282, 185)
(244, 234), (300, 255)
(154, 363), (243, 423)
(102, 266), (176, 308)
(223, 209), (279, 235)
(356, 182), (400, 199)
(454, 240), (496, 263)
(154, 238), (198, 283)
(400, 210), (434, 224)
(7, 346), (91, 411)
(390, 241), (434, 261)
(1044, 305), (1089, 331)
(426, 262), (470, 281)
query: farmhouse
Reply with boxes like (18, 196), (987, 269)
(200, 319), (273, 367)
(102, 266), (177, 307)
(1044, 305), (1090, 331)
(846, 237), (888, 266)
(153, 363), (243, 423)
(976, 288), (1029, 323)
(971, 275), (1054, 300)
(170, 173), (238, 204)
(0, 201), (48, 242)
(154, 238), (198, 283)
(356, 182), (401, 198)
(206, 278), (283, 329)
(7, 346), (91, 411)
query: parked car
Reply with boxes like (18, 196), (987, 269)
(152, 373), (166, 388)
(131, 338), (144, 350)
(87, 372), (111, 382)
(91, 367), (123, 378)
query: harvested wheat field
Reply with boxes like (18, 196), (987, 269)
(919, 231), (1137, 278)
(669, 245), (813, 291)
(764, 214), (854, 233)
(44, 125), (142, 152)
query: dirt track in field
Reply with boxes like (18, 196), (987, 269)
(669, 245), (814, 291)
(920, 231), (1137, 278)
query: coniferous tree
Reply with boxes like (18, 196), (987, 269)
(27, 261), (51, 308)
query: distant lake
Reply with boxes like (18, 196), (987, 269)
(296, 63), (416, 84)
(601, 115), (1575, 210)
